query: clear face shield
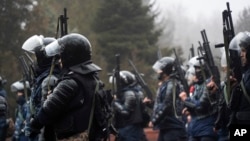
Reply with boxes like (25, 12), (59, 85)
(185, 66), (195, 86)
(22, 35), (44, 54)
(188, 56), (200, 67)
(109, 75), (116, 84)
(152, 57), (175, 73)
(44, 40), (62, 57)
(229, 32), (244, 53)
(152, 61), (164, 73)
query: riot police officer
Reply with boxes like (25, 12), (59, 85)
(179, 56), (219, 141)
(151, 57), (188, 141)
(29, 33), (104, 141)
(110, 70), (147, 141)
(11, 80), (30, 141)
(228, 31), (250, 126)
(22, 35), (60, 141)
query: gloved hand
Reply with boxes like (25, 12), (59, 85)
(29, 118), (43, 138)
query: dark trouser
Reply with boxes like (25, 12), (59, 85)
(158, 128), (188, 141)
(117, 124), (145, 141)
(19, 135), (29, 141)
(189, 136), (217, 141)
(217, 128), (229, 141)
(0, 118), (7, 141)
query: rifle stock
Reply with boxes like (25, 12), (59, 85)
(128, 59), (153, 100)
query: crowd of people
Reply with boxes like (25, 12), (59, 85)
(0, 30), (249, 141)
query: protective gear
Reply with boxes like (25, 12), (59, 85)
(239, 31), (250, 61)
(22, 35), (56, 68)
(152, 57), (175, 75)
(119, 70), (136, 87)
(109, 70), (137, 88)
(188, 56), (206, 84)
(239, 31), (250, 47)
(10, 81), (30, 93)
(113, 88), (144, 129)
(229, 32), (245, 52)
(22, 35), (45, 53)
(44, 33), (92, 68)
(41, 75), (58, 102)
(185, 66), (195, 86)
(188, 56), (204, 68)
(29, 118), (42, 138)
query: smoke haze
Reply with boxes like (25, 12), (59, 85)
(154, 0), (250, 63)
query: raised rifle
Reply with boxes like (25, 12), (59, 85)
(189, 44), (195, 59)
(223, 2), (241, 82)
(200, 29), (221, 88)
(172, 49), (189, 95)
(56, 8), (68, 38)
(128, 59), (153, 101)
(215, 2), (239, 104)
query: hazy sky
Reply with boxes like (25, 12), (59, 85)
(153, 0), (250, 61)
(155, 0), (250, 22)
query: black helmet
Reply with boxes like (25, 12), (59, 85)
(119, 70), (136, 87)
(109, 70), (137, 88)
(152, 57), (175, 75)
(45, 33), (92, 68)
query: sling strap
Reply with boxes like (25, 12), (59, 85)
(240, 80), (250, 104)
(87, 77), (99, 136)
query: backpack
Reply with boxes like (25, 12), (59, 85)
(70, 73), (115, 140)
(91, 79), (114, 140)
(129, 87), (151, 128)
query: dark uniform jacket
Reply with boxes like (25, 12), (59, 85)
(32, 61), (101, 139)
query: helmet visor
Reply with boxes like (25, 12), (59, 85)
(229, 32), (245, 51)
(11, 81), (29, 92)
(152, 61), (163, 73)
(22, 35), (44, 53)
(44, 40), (62, 57)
